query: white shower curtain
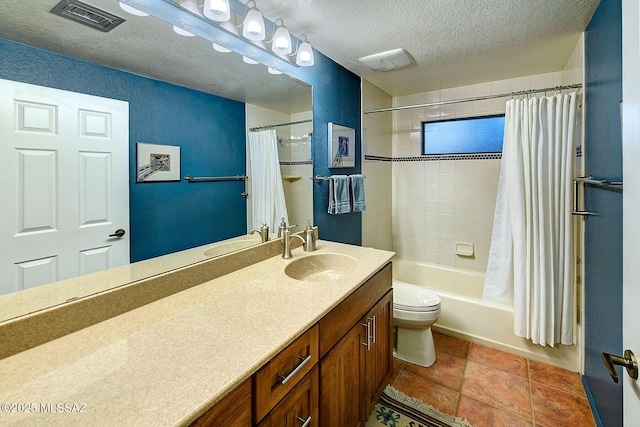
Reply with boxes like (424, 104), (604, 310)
(248, 130), (288, 230)
(483, 92), (577, 346)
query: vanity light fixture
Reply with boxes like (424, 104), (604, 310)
(173, 0), (200, 36)
(203, 0), (231, 22)
(270, 19), (292, 55)
(212, 20), (238, 53)
(243, 56), (259, 64)
(118, 2), (148, 16)
(241, 0), (265, 41)
(268, 67), (283, 75)
(294, 34), (314, 67)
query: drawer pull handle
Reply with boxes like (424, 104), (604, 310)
(278, 354), (312, 385)
(368, 316), (376, 344)
(362, 322), (371, 351)
(297, 415), (312, 427)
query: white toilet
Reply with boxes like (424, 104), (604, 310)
(392, 280), (442, 367)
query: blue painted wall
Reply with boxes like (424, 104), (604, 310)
(0, 34), (363, 260)
(288, 55), (363, 245)
(583, 0), (623, 425)
(126, 0), (364, 246)
(0, 38), (247, 262)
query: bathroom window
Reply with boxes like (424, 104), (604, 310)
(421, 114), (505, 155)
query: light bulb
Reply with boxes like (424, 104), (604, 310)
(213, 43), (231, 53)
(178, 0), (200, 14)
(242, 8), (265, 41)
(243, 57), (259, 65)
(118, 2), (148, 16)
(268, 67), (283, 75)
(203, 0), (230, 22)
(272, 26), (292, 55)
(173, 26), (195, 37)
(296, 41), (314, 67)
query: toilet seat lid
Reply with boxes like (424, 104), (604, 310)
(393, 280), (441, 312)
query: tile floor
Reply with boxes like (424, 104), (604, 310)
(390, 331), (596, 427)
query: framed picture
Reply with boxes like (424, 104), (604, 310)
(328, 122), (355, 168)
(136, 142), (181, 182)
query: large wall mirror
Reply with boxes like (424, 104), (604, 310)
(0, 0), (313, 322)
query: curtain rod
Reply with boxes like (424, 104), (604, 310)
(363, 83), (582, 115)
(249, 119), (312, 132)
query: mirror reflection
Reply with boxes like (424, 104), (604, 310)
(0, 0), (312, 322)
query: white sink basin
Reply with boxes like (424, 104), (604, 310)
(284, 253), (359, 282)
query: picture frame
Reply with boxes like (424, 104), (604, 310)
(136, 142), (181, 182)
(328, 122), (355, 168)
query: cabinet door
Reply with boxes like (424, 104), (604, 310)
(260, 367), (318, 427)
(362, 290), (393, 418)
(319, 323), (365, 427)
(190, 379), (251, 427)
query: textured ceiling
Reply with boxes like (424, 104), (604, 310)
(0, 0), (600, 106)
(256, 0), (601, 96)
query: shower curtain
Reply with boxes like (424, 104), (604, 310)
(483, 92), (577, 346)
(248, 130), (288, 230)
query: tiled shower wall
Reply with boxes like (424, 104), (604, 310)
(245, 104), (313, 231)
(363, 34), (584, 272)
(362, 81), (393, 251)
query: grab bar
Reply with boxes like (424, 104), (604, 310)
(572, 175), (623, 217)
(572, 175), (622, 188)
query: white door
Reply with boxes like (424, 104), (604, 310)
(622, 0), (640, 422)
(0, 79), (129, 295)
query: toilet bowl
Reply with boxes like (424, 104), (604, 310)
(392, 280), (441, 367)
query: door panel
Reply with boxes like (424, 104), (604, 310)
(583, 0), (623, 425)
(0, 79), (129, 295)
(622, 0), (640, 421)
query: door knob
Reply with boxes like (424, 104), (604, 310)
(109, 228), (126, 238)
(601, 349), (638, 383)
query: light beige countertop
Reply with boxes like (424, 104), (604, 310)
(0, 234), (264, 323)
(0, 240), (394, 426)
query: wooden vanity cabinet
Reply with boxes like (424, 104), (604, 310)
(190, 379), (252, 427)
(191, 262), (392, 427)
(258, 368), (318, 427)
(318, 263), (393, 426)
(361, 291), (393, 418)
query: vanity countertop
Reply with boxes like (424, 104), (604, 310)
(0, 240), (394, 426)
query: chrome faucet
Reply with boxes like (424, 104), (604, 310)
(281, 225), (305, 259)
(302, 220), (316, 252)
(249, 223), (270, 243)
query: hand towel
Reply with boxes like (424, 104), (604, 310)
(350, 174), (366, 212)
(328, 175), (351, 214)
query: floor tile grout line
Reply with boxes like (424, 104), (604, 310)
(528, 377), (590, 400)
(457, 393), (538, 425)
(527, 357), (536, 425)
(452, 342), (470, 416)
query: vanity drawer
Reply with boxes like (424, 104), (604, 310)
(253, 325), (319, 423)
(258, 367), (318, 427)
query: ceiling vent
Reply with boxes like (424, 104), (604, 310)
(358, 48), (415, 72)
(51, 0), (125, 32)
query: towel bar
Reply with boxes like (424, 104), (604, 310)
(184, 175), (247, 182)
(313, 175), (366, 182)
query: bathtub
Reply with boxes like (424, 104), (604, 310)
(392, 259), (580, 371)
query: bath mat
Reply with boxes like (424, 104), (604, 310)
(365, 386), (476, 427)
